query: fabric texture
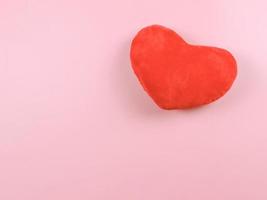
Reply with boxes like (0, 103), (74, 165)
(130, 25), (237, 109)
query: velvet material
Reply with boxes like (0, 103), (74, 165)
(130, 25), (237, 109)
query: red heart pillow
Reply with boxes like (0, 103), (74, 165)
(130, 25), (237, 109)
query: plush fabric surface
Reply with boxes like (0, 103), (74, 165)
(130, 25), (237, 109)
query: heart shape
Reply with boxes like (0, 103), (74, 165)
(130, 25), (237, 109)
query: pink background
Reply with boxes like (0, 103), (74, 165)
(1, 0), (267, 199)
